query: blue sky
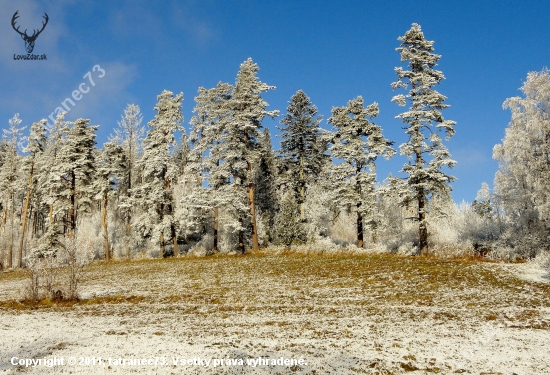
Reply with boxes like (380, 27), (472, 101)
(1, 0), (549, 203)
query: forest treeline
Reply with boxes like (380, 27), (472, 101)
(1, 23), (549, 272)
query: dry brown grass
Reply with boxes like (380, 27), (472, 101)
(1, 251), (548, 374)
(1, 252), (548, 320)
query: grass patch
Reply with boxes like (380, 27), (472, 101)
(0, 295), (145, 311)
(1, 252), (549, 321)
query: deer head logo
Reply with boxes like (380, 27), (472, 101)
(11, 11), (49, 54)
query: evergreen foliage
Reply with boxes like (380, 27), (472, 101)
(133, 90), (184, 257)
(273, 190), (306, 247)
(328, 96), (395, 247)
(277, 90), (329, 221)
(391, 23), (456, 254)
(54, 119), (98, 237)
(493, 69), (550, 253)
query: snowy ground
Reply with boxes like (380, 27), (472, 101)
(1, 253), (549, 374)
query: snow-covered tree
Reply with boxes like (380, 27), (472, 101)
(493, 69), (550, 253)
(188, 83), (234, 251)
(39, 112), (69, 228)
(229, 58), (279, 252)
(277, 90), (329, 221)
(472, 182), (493, 219)
(254, 128), (279, 243)
(53, 118), (98, 238)
(18, 119), (48, 267)
(0, 114), (25, 268)
(189, 59), (278, 253)
(94, 142), (126, 260)
(391, 23), (457, 254)
(188, 59), (279, 253)
(133, 90), (183, 257)
(111, 104), (144, 257)
(328, 97), (395, 247)
(273, 190), (306, 247)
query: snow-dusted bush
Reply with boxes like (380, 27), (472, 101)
(187, 233), (215, 256)
(58, 233), (96, 300)
(21, 226), (96, 301)
(254, 207), (270, 248)
(330, 211), (356, 245)
(24, 256), (44, 302)
(272, 190), (306, 247)
(539, 252), (550, 273)
(303, 183), (332, 241)
(264, 237), (344, 255)
(397, 242), (417, 256)
(430, 242), (473, 259)
(453, 201), (499, 244)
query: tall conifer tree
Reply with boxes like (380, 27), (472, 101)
(278, 90), (328, 222)
(112, 104), (144, 258)
(392, 23), (456, 254)
(228, 58), (278, 253)
(134, 90), (183, 257)
(54, 119), (98, 238)
(18, 119), (48, 266)
(328, 97), (394, 247)
(0, 114), (25, 268)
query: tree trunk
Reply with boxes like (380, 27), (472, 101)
(32, 210), (38, 238)
(418, 189), (428, 255)
(68, 171), (76, 238)
(213, 207), (219, 252)
(18, 164), (34, 268)
(126, 167), (132, 258)
(125, 220), (131, 258)
(299, 156), (305, 222)
(247, 160), (259, 252)
(8, 194), (14, 269)
(159, 177), (165, 258)
(1, 199), (7, 234)
(171, 224), (178, 257)
(357, 208), (363, 248)
(355, 164), (364, 248)
(159, 231), (165, 258)
(238, 219), (245, 254)
(102, 193), (110, 261)
(249, 181), (259, 252)
(164, 175), (178, 258)
(413, 117), (428, 255)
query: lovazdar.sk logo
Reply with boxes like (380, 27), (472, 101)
(12, 10), (48, 60)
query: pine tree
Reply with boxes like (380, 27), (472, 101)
(94, 142), (126, 260)
(0, 114), (25, 268)
(188, 82), (234, 252)
(328, 97), (394, 247)
(134, 90), (183, 257)
(53, 118), (98, 238)
(277, 90), (329, 222)
(111, 104), (144, 258)
(472, 182), (493, 219)
(18, 119), (48, 267)
(254, 128), (278, 244)
(391, 23), (456, 254)
(229, 58), (278, 253)
(273, 190), (306, 247)
(39, 112), (69, 229)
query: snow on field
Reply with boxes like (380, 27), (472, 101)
(503, 258), (550, 285)
(1, 253), (549, 374)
